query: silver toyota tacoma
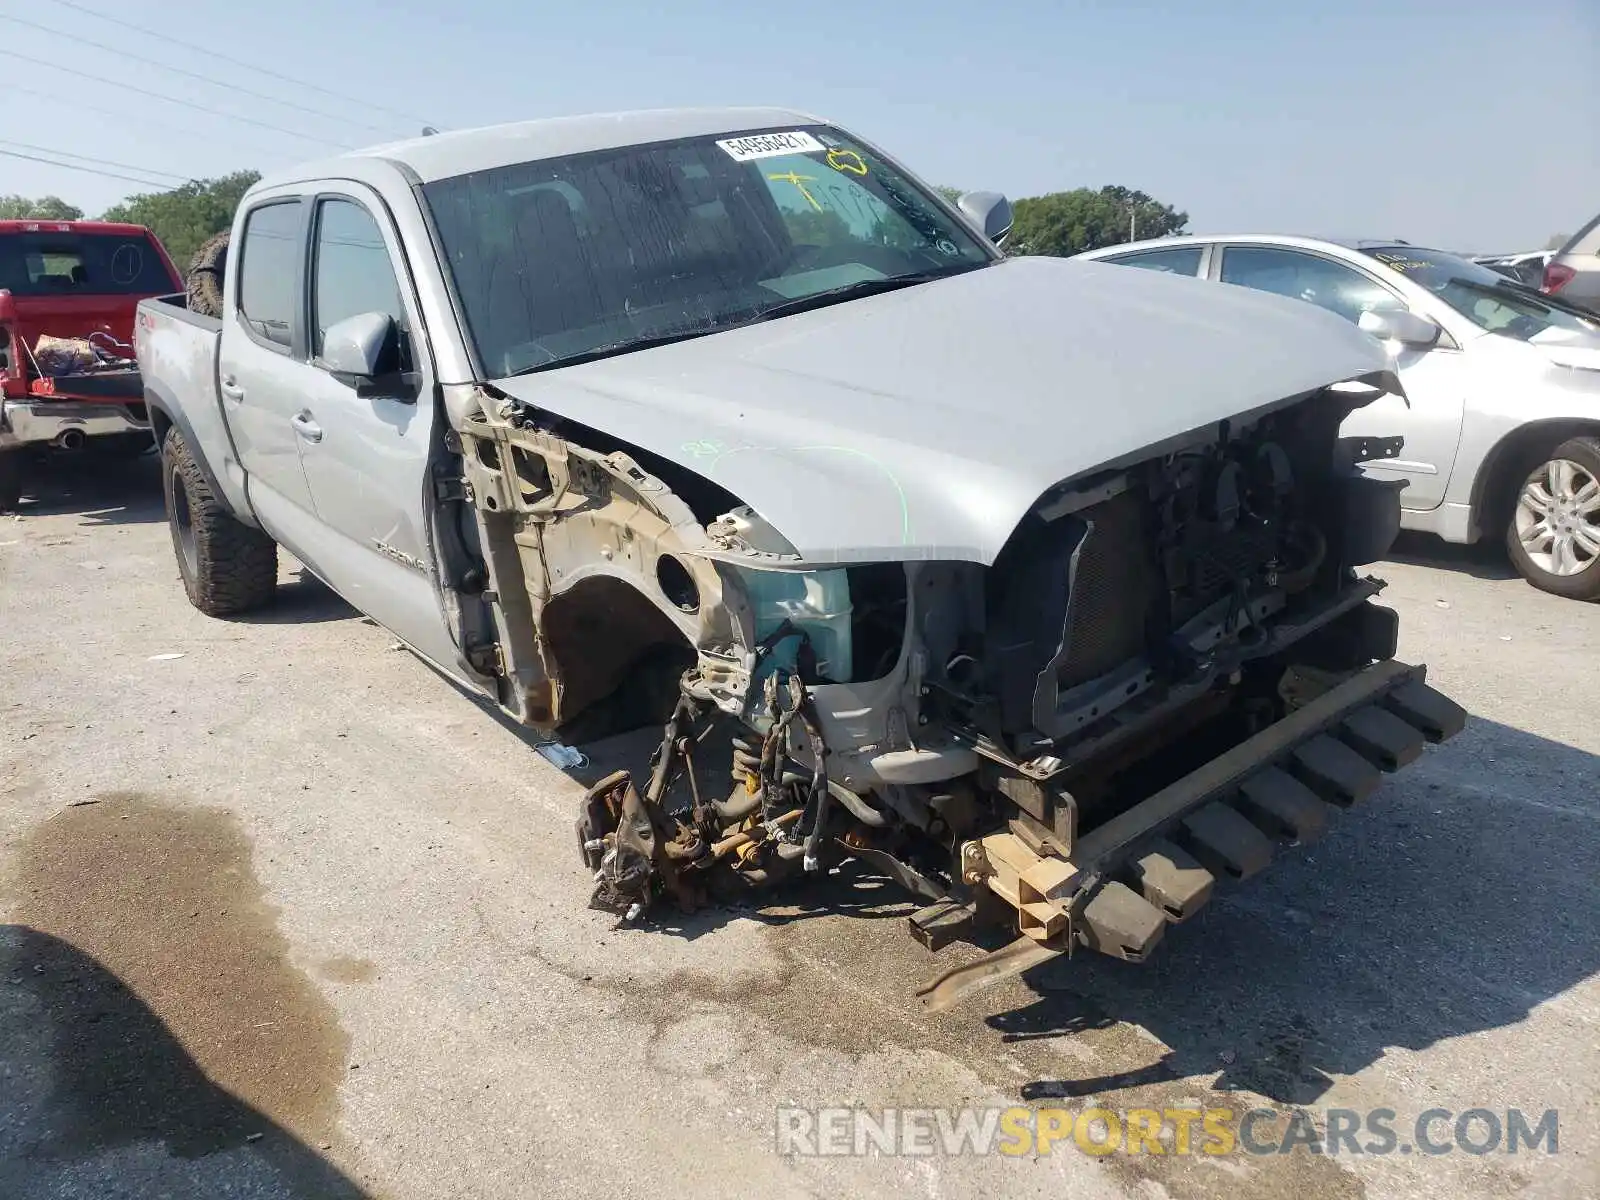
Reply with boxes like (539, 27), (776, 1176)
(136, 108), (1464, 1008)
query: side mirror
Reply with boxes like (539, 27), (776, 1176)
(316, 311), (398, 387)
(957, 191), (1013, 247)
(0, 289), (16, 325)
(1358, 308), (1441, 349)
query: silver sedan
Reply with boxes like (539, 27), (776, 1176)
(1076, 235), (1600, 599)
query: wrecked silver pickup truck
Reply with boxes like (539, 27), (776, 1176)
(135, 108), (1464, 1008)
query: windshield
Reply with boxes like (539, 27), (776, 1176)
(421, 125), (995, 376)
(0, 231), (177, 297)
(1361, 245), (1598, 342)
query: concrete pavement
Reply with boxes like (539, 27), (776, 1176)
(1, 455), (1595, 1199)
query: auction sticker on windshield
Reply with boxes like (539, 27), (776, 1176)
(717, 131), (825, 161)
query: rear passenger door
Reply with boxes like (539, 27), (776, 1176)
(219, 196), (320, 534)
(289, 186), (464, 678)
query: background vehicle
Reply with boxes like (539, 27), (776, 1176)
(1077, 234), (1600, 599)
(1474, 250), (1549, 288)
(0, 220), (183, 508)
(136, 109), (1461, 1006)
(1544, 215), (1600, 312)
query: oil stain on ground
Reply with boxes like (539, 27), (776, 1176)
(3, 792), (351, 1160)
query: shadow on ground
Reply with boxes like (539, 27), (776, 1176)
(987, 715), (1599, 1105)
(1386, 529), (1519, 582)
(232, 568), (359, 625)
(7, 447), (164, 526)
(0, 928), (371, 1199)
(0, 794), (373, 1198)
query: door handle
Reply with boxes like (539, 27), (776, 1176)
(290, 411), (324, 443)
(220, 376), (245, 401)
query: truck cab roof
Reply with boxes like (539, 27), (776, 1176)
(254, 106), (825, 188)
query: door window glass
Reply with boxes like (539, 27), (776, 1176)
(311, 198), (407, 363)
(1220, 246), (1403, 324)
(1101, 246), (1203, 275)
(236, 201), (302, 349)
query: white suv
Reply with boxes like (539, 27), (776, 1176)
(1077, 234), (1600, 599)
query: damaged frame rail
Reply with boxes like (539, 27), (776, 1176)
(915, 658), (1465, 1012)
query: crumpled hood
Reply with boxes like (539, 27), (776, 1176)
(491, 255), (1388, 564)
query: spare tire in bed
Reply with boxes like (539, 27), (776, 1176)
(186, 230), (231, 318)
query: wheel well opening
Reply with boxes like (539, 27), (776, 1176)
(148, 400), (174, 445)
(541, 576), (695, 742)
(1475, 420), (1600, 538)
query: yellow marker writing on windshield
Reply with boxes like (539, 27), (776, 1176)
(826, 148), (867, 176)
(768, 171), (823, 211)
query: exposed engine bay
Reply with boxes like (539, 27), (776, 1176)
(440, 374), (1466, 1009)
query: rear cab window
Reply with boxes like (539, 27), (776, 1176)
(0, 229), (178, 296)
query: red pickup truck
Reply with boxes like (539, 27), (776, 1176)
(0, 219), (184, 508)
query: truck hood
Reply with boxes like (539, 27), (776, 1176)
(489, 255), (1389, 565)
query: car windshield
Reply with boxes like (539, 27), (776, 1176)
(421, 126), (995, 376)
(1361, 245), (1598, 341)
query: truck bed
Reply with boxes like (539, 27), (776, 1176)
(135, 294), (253, 519)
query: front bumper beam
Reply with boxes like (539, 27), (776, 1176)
(918, 658), (1466, 1011)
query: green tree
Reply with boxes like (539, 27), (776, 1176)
(783, 208), (853, 247)
(102, 171), (260, 268)
(1008, 186), (1188, 257)
(0, 194), (84, 220)
(1545, 233), (1570, 251)
(934, 186), (964, 205)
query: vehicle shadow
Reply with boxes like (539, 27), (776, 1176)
(990, 714), (1600, 1105)
(1385, 529), (1519, 582)
(230, 568), (359, 625)
(0, 925), (371, 1199)
(7, 447), (164, 526)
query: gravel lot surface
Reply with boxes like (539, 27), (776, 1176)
(1, 456), (1595, 1199)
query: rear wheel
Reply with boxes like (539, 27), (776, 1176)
(1505, 436), (1600, 600)
(161, 426), (278, 615)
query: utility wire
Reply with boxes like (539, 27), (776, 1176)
(0, 147), (178, 189)
(0, 13), (391, 134)
(42, 0), (436, 127)
(0, 138), (189, 183)
(0, 49), (346, 147)
(0, 82), (300, 160)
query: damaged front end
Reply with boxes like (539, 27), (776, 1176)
(442, 372), (1465, 1010)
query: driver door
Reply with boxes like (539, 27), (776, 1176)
(1212, 243), (1468, 510)
(286, 184), (466, 679)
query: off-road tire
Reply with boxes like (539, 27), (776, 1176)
(1505, 435), (1600, 601)
(162, 426), (277, 616)
(0, 449), (21, 512)
(186, 230), (230, 318)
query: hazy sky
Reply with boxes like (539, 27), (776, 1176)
(1, 0), (1595, 252)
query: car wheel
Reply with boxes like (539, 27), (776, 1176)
(161, 426), (279, 616)
(1505, 436), (1600, 600)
